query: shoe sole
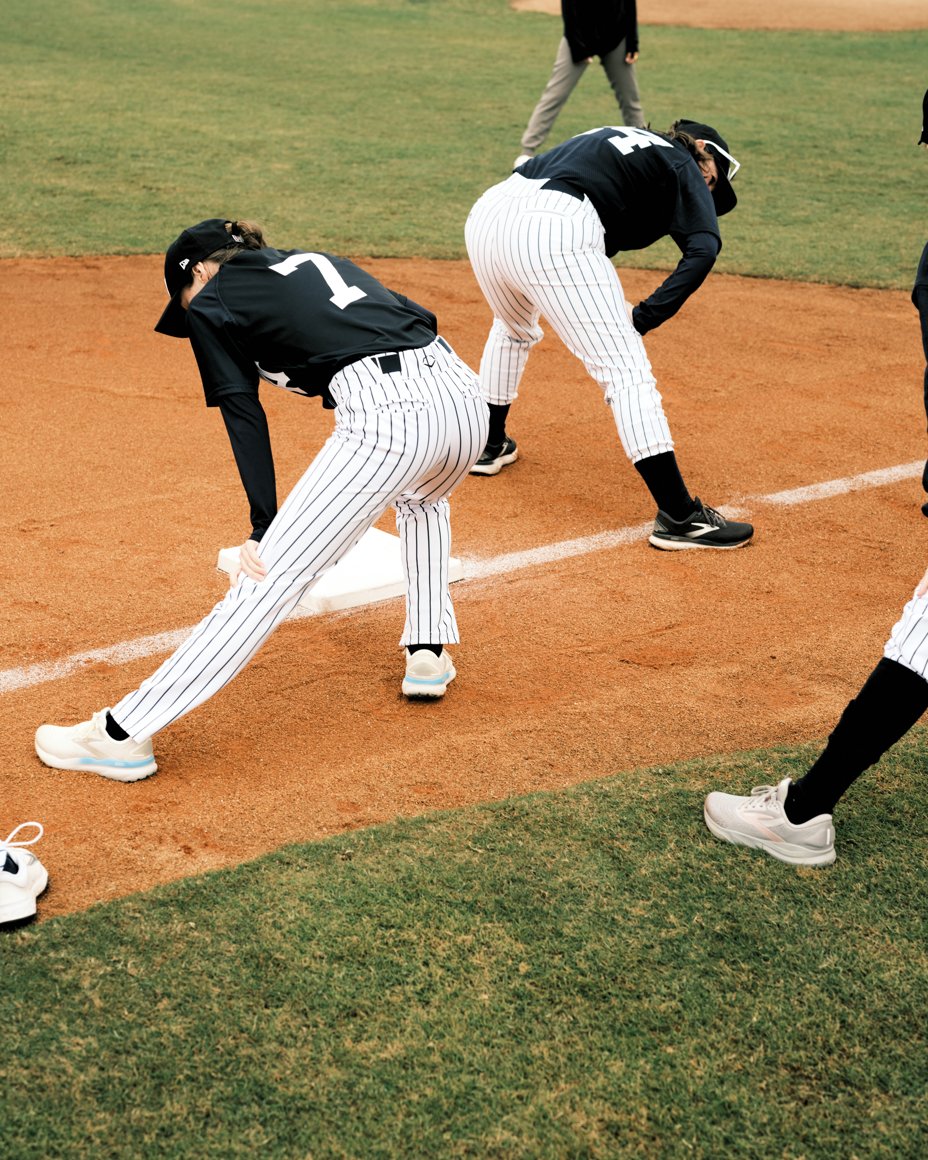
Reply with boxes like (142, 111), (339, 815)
(0, 866), (49, 924)
(649, 533), (753, 551)
(35, 743), (157, 782)
(402, 665), (457, 698)
(703, 808), (835, 866)
(469, 451), (518, 476)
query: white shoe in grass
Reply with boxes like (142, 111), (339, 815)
(704, 777), (835, 866)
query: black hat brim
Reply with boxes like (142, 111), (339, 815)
(154, 291), (190, 338)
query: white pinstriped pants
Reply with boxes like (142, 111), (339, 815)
(464, 172), (673, 463)
(112, 338), (489, 742)
(884, 587), (928, 680)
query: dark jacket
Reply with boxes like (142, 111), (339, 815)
(562, 0), (638, 62)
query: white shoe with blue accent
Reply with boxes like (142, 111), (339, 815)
(35, 709), (157, 781)
(402, 649), (456, 698)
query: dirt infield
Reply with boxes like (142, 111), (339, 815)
(3, 252), (926, 918)
(513, 0), (928, 32)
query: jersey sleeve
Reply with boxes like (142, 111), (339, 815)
(632, 231), (720, 335)
(632, 164), (721, 334)
(217, 392), (277, 541)
(187, 302), (260, 406)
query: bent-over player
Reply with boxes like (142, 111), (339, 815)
(705, 565), (928, 865)
(466, 120), (753, 551)
(35, 219), (488, 781)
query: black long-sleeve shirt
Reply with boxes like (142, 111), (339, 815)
(562, 0), (638, 61)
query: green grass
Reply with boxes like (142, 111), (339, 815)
(3, 738), (928, 1157)
(0, 0), (925, 285)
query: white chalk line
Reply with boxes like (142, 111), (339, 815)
(2, 460), (922, 698)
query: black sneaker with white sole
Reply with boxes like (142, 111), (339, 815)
(649, 498), (753, 550)
(470, 436), (518, 476)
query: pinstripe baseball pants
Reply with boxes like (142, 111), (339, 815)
(112, 338), (489, 742)
(464, 172), (673, 463)
(884, 586), (928, 679)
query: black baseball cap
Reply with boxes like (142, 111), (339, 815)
(154, 218), (242, 337)
(673, 120), (740, 217)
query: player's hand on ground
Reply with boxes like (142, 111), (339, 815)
(233, 539), (268, 585)
(916, 563), (928, 597)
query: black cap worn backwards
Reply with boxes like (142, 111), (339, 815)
(154, 218), (243, 337)
(673, 120), (740, 217)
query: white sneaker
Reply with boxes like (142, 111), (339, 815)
(513, 154), (532, 169)
(402, 649), (456, 698)
(35, 709), (157, 782)
(703, 777), (836, 866)
(0, 823), (48, 925)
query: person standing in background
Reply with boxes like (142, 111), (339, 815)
(514, 0), (646, 169)
(915, 89), (928, 514)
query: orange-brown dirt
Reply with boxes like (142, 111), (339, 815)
(4, 253), (926, 919)
(4, 1), (927, 921)
(513, 0), (928, 32)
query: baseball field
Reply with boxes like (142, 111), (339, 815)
(2, 0), (927, 1155)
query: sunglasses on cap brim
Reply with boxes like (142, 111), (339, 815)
(706, 141), (741, 181)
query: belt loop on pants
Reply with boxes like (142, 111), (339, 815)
(436, 336), (451, 353)
(375, 352), (402, 374)
(541, 177), (585, 201)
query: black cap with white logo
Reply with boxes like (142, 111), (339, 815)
(154, 218), (243, 337)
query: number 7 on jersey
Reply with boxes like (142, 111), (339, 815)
(269, 252), (367, 309)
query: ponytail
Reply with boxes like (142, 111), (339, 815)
(205, 219), (269, 266)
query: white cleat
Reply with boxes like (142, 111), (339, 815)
(35, 709), (157, 782)
(0, 823), (49, 925)
(402, 649), (456, 699)
(704, 777), (835, 866)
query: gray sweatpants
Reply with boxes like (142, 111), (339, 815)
(520, 36), (645, 156)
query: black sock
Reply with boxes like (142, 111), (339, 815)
(634, 452), (695, 521)
(487, 403), (510, 447)
(409, 644), (443, 657)
(785, 657), (928, 823)
(105, 712), (130, 741)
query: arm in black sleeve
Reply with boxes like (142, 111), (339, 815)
(631, 231), (720, 335)
(624, 0), (639, 55)
(216, 391), (278, 542)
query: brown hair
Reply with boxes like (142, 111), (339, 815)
(204, 219), (268, 267)
(666, 123), (712, 167)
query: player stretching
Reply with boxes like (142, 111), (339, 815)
(35, 219), (488, 781)
(465, 120), (753, 551)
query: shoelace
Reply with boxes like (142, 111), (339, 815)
(741, 785), (779, 812)
(74, 709), (110, 740)
(696, 502), (726, 528)
(1, 821), (44, 852)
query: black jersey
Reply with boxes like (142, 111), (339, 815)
(520, 125), (720, 257)
(520, 126), (723, 334)
(185, 248), (437, 409)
